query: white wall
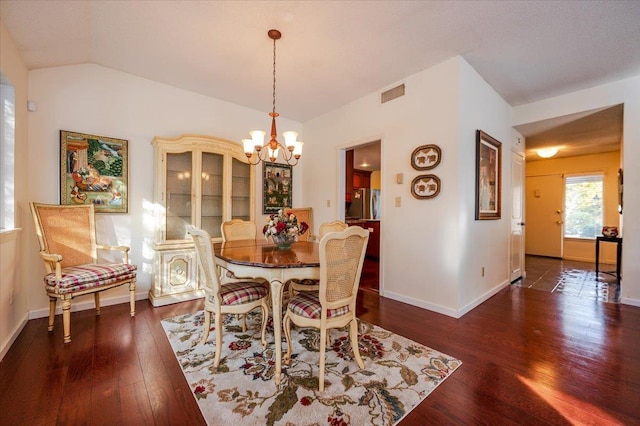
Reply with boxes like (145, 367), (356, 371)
(513, 76), (640, 306)
(25, 64), (302, 316)
(0, 20), (30, 359)
(302, 57), (513, 317)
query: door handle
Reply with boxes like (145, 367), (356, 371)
(556, 209), (563, 214)
(518, 222), (525, 226)
(556, 221), (563, 224)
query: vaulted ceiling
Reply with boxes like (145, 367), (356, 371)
(2, 1), (639, 157)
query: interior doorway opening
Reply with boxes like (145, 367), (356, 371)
(341, 140), (381, 293)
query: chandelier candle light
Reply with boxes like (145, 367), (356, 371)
(243, 29), (303, 166)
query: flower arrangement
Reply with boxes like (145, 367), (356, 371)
(263, 209), (309, 241)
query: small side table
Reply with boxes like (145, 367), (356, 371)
(595, 236), (622, 284)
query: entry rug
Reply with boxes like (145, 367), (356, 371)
(161, 311), (461, 425)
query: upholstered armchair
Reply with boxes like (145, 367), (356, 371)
(283, 226), (369, 391)
(30, 203), (137, 343)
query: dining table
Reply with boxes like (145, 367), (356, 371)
(213, 238), (320, 385)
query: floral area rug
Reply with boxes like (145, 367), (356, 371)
(161, 311), (461, 425)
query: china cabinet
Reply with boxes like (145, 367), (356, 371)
(149, 134), (255, 306)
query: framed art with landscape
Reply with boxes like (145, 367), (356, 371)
(263, 163), (292, 214)
(60, 130), (128, 213)
(475, 130), (501, 220)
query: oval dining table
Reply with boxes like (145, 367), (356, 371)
(213, 238), (320, 385)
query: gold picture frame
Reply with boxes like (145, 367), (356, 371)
(60, 130), (128, 213)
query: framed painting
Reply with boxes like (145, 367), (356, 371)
(263, 163), (292, 214)
(410, 174), (441, 199)
(475, 130), (501, 220)
(411, 144), (442, 170)
(60, 130), (128, 213)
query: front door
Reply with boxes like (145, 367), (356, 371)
(510, 151), (525, 281)
(525, 174), (564, 258)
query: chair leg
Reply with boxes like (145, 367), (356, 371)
(319, 327), (327, 392)
(62, 298), (72, 343)
(200, 310), (212, 345)
(350, 319), (364, 369)
(129, 281), (136, 317)
(283, 313), (292, 363)
(213, 311), (223, 369)
(94, 293), (101, 315)
(241, 314), (247, 332)
(48, 297), (56, 332)
(260, 301), (268, 347)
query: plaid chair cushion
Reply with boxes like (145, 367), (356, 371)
(289, 278), (319, 286)
(44, 263), (137, 294)
(215, 281), (268, 306)
(287, 292), (349, 319)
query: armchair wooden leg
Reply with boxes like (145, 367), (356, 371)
(129, 281), (136, 317)
(319, 327), (327, 392)
(94, 293), (101, 315)
(48, 297), (56, 332)
(62, 298), (72, 343)
(350, 319), (364, 369)
(200, 310), (212, 345)
(213, 312), (223, 369)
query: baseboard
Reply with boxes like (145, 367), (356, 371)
(382, 291), (459, 318)
(28, 291), (149, 320)
(458, 280), (510, 317)
(621, 296), (640, 308)
(0, 312), (28, 361)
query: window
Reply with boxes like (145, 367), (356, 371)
(0, 74), (16, 231)
(564, 174), (603, 239)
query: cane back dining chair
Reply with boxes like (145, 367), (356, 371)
(30, 202), (137, 343)
(188, 227), (269, 369)
(283, 226), (369, 391)
(221, 219), (257, 241)
(288, 220), (349, 298)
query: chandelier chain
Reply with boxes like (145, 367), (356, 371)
(272, 36), (277, 115)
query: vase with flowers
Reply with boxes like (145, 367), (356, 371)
(263, 209), (309, 249)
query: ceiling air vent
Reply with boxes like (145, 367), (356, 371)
(381, 83), (405, 104)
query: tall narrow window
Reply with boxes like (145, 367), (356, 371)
(0, 74), (16, 230)
(564, 174), (603, 239)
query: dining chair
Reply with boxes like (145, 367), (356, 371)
(188, 227), (269, 368)
(221, 219), (257, 241)
(283, 226), (369, 391)
(220, 219), (268, 329)
(288, 220), (349, 298)
(30, 202), (137, 343)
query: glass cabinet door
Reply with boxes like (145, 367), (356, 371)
(231, 158), (251, 221)
(166, 152), (193, 240)
(201, 152), (224, 238)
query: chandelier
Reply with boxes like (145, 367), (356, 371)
(242, 29), (303, 166)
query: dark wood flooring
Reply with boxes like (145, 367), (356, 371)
(2, 286), (639, 425)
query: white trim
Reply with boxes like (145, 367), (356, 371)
(621, 297), (640, 308)
(0, 312), (28, 361)
(382, 291), (459, 318)
(458, 280), (511, 317)
(28, 291), (149, 319)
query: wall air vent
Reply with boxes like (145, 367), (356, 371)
(381, 83), (405, 104)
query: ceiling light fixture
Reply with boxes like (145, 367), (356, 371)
(537, 148), (558, 158)
(242, 29), (302, 166)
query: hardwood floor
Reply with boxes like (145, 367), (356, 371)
(2, 287), (639, 425)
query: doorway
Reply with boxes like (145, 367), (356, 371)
(342, 140), (381, 293)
